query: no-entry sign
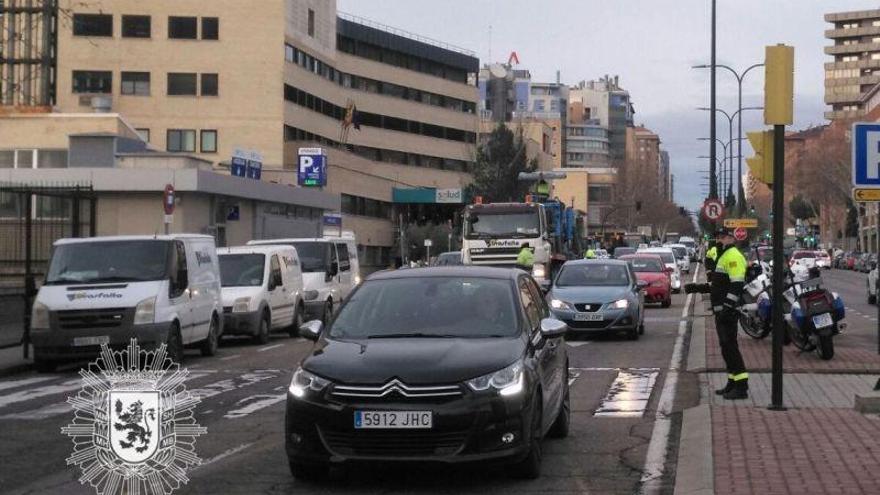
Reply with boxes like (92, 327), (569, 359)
(734, 227), (748, 241)
(163, 184), (175, 215)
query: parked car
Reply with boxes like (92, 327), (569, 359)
(548, 259), (646, 340)
(856, 253), (874, 273)
(789, 250), (816, 268)
(286, 267), (570, 480)
(814, 250), (832, 270)
(595, 249), (610, 259)
(613, 246), (637, 258)
(249, 235), (360, 324)
(31, 235), (223, 371)
(218, 245), (306, 343)
(637, 247), (682, 293)
(845, 252), (860, 270)
(619, 254), (672, 308)
(679, 236), (698, 261)
(432, 251), (462, 266)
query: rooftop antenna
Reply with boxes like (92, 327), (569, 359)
(488, 24), (492, 63)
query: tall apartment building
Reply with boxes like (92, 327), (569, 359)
(824, 8), (880, 120)
(659, 150), (671, 201)
(625, 126), (661, 196)
(7, 0), (479, 269)
(569, 76), (634, 161)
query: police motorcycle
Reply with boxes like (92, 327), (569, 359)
(738, 261), (773, 339)
(782, 260), (846, 360)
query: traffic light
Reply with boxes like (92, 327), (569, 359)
(764, 45), (794, 126)
(536, 180), (550, 196)
(746, 130), (774, 185)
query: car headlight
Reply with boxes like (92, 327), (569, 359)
(532, 265), (546, 279)
(354, 274), (362, 285)
(232, 297), (251, 313)
(31, 301), (49, 330)
(288, 367), (331, 398)
(611, 299), (629, 309)
(550, 298), (573, 310)
(133, 296), (156, 325)
(467, 361), (524, 396)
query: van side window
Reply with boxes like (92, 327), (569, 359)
(170, 241), (188, 297)
(527, 279), (550, 320)
(328, 242), (338, 267)
(336, 243), (351, 272)
(270, 255), (282, 287)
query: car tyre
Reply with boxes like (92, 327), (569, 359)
(166, 323), (184, 364)
(511, 396), (543, 479)
(628, 326), (640, 340)
(254, 312), (270, 345)
(288, 460), (329, 481)
(34, 358), (56, 373)
(548, 370), (570, 439)
(289, 304), (304, 338)
(661, 297), (671, 308)
(869, 292), (876, 305)
(638, 321), (645, 335)
(200, 315), (219, 357)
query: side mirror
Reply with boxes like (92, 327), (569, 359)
(329, 262), (339, 277)
(300, 320), (323, 341)
(539, 318), (568, 338)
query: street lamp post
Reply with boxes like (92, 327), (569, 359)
(694, 63), (765, 211)
(698, 106), (763, 207)
(698, 155), (725, 194)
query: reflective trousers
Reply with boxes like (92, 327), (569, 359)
(715, 311), (747, 378)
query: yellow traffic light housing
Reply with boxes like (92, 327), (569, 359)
(746, 130), (774, 185)
(764, 45), (794, 125)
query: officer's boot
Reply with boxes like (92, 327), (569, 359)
(723, 379), (749, 400)
(714, 378), (734, 396)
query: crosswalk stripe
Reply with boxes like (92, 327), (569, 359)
(0, 376), (56, 392)
(0, 379), (81, 410)
(593, 369), (659, 418)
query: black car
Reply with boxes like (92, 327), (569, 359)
(432, 251), (463, 266)
(286, 267), (570, 480)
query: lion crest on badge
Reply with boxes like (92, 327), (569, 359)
(62, 339), (206, 495)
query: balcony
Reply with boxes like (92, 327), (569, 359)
(825, 10), (880, 23)
(825, 42), (880, 55)
(824, 108), (864, 120)
(824, 93), (863, 104)
(825, 25), (880, 39)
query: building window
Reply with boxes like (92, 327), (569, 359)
(308, 9), (315, 37)
(167, 73), (197, 96)
(167, 129), (196, 152)
(200, 130), (217, 153)
(200, 73), (218, 96)
(121, 72), (150, 95)
(72, 70), (112, 94)
(73, 14), (113, 37)
(201, 17), (219, 40)
(136, 128), (150, 142)
(168, 16), (197, 39)
(121, 15), (151, 38)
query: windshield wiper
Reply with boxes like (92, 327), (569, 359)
(367, 333), (457, 339)
(45, 277), (86, 285)
(84, 276), (151, 283)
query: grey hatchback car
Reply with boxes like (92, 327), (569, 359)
(547, 259), (646, 340)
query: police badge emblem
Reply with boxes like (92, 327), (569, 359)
(62, 339), (206, 495)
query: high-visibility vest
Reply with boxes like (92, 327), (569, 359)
(517, 248), (534, 267)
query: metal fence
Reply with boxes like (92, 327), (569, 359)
(0, 182), (96, 352)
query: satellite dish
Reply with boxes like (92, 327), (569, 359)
(489, 63), (507, 78)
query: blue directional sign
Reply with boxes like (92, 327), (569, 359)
(852, 123), (880, 187)
(231, 156), (247, 177)
(232, 148), (262, 180)
(298, 147), (326, 187)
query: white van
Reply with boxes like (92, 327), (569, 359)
(31, 235), (222, 371)
(217, 245), (305, 343)
(248, 235), (359, 323)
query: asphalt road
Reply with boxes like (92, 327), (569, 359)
(0, 266), (699, 495)
(823, 268), (879, 352)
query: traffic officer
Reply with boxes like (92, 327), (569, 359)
(584, 247), (596, 259)
(516, 243), (534, 272)
(704, 241), (719, 272)
(711, 227), (749, 400)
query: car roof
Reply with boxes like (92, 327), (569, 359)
(639, 247), (674, 253)
(217, 245), (296, 256)
(562, 258), (630, 267)
(366, 266), (520, 281)
(619, 253), (663, 260)
(54, 234), (212, 245)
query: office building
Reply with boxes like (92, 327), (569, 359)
(824, 8), (880, 120)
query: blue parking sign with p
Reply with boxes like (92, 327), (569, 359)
(853, 123), (880, 187)
(298, 152), (326, 187)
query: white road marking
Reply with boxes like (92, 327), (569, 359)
(568, 369), (581, 386)
(594, 369), (659, 417)
(256, 343), (284, 352)
(566, 341), (591, 348)
(219, 354), (241, 361)
(640, 264), (699, 493)
(223, 394), (286, 419)
(0, 380), (81, 410)
(0, 376), (56, 392)
(192, 443), (253, 471)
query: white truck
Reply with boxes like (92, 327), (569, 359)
(460, 202), (554, 284)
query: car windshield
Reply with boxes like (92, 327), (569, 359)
(465, 211), (540, 238)
(792, 251), (815, 260)
(219, 254), (265, 287)
(670, 247), (687, 259)
(329, 277), (518, 338)
(555, 263), (631, 287)
(434, 252), (462, 266)
(291, 242), (329, 272)
(46, 240), (170, 284)
(624, 257), (664, 273)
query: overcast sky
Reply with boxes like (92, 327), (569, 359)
(338, 0), (868, 211)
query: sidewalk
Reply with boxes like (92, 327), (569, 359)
(675, 308), (880, 495)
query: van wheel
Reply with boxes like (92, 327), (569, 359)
(289, 304), (304, 338)
(166, 323), (184, 364)
(322, 300), (333, 326)
(200, 315), (219, 357)
(34, 359), (56, 373)
(254, 312), (270, 345)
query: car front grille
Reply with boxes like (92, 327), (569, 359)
(331, 380), (463, 399)
(318, 427), (468, 457)
(574, 303), (603, 312)
(567, 319), (610, 329)
(56, 308), (128, 330)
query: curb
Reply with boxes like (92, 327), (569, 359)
(686, 315), (707, 372)
(673, 404), (714, 495)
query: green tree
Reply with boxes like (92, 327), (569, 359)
(469, 124), (537, 203)
(789, 194), (819, 222)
